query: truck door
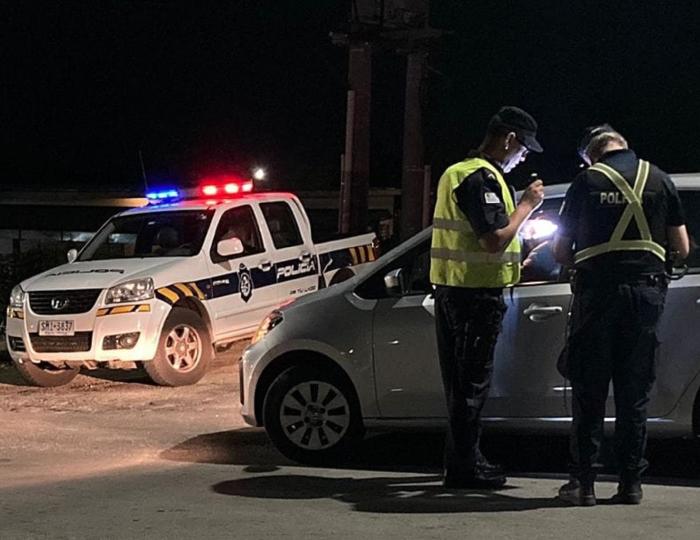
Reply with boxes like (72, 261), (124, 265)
(259, 200), (318, 300)
(205, 204), (278, 340)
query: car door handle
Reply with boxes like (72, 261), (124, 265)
(523, 303), (563, 322)
(259, 260), (273, 272)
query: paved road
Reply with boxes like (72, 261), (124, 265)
(1, 347), (699, 540)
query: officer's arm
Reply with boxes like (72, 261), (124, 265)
(479, 202), (541, 253)
(668, 225), (690, 260)
(478, 180), (544, 253)
(553, 235), (575, 266)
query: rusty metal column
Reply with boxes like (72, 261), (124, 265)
(341, 42), (372, 235)
(400, 50), (426, 240)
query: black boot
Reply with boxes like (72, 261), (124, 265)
(557, 478), (596, 506)
(610, 480), (643, 505)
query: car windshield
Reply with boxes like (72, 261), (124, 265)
(78, 210), (213, 261)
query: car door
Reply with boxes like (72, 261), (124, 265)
(370, 237), (444, 417)
(370, 196), (569, 419)
(205, 204), (278, 339)
(484, 198), (571, 417)
(259, 200), (318, 300)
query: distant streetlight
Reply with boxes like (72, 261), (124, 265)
(253, 167), (266, 181)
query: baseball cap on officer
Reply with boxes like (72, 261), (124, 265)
(577, 123), (616, 161)
(488, 106), (543, 153)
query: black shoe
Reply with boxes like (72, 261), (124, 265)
(610, 481), (643, 505)
(443, 469), (507, 490)
(475, 456), (505, 475)
(557, 479), (596, 506)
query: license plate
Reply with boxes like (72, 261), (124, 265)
(39, 320), (75, 336)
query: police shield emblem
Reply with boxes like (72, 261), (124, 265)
(238, 263), (254, 303)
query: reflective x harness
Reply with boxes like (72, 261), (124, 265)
(574, 160), (666, 264)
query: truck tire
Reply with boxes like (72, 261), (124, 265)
(144, 307), (212, 386)
(328, 267), (355, 286)
(13, 359), (79, 387)
(263, 364), (364, 465)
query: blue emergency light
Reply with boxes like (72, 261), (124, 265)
(146, 189), (181, 204)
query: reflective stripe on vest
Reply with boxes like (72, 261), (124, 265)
(431, 247), (521, 264)
(574, 160), (666, 264)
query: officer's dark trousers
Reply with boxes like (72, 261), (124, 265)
(567, 279), (666, 485)
(434, 285), (506, 477)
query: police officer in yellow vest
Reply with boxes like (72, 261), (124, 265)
(553, 125), (689, 506)
(431, 106), (544, 488)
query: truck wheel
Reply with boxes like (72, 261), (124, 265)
(329, 267), (355, 286)
(263, 365), (364, 465)
(13, 359), (79, 387)
(144, 307), (212, 386)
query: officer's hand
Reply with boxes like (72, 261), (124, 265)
(520, 179), (545, 211)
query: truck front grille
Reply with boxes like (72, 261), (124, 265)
(29, 289), (102, 315)
(29, 332), (93, 353)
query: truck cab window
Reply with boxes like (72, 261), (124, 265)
(212, 205), (265, 261)
(261, 202), (303, 249)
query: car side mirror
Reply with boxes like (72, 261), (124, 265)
(217, 237), (244, 258)
(384, 268), (406, 297)
(67, 248), (78, 263)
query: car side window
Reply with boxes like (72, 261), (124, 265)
(260, 202), (303, 249)
(518, 197), (565, 285)
(355, 239), (431, 299)
(678, 191), (700, 271)
(211, 205), (265, 262)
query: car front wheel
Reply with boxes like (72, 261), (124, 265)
(13, 359), (80, 387)
(263, 365), (364, 464)
(143, 307), (211, 386)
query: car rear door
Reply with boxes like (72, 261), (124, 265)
(258, 199), (319, 300)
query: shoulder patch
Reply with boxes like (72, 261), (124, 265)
(484, 192), (501, 204)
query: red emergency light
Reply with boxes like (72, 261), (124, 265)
(198, 177), (254, 198)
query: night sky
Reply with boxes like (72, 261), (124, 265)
(3, 1), (700, 194)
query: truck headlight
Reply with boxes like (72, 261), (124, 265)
(250, 310), (284, 345)
(10, 285), (25, 308)
(105, 278), (154, 304)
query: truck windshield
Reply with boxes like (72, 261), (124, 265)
(78, 210), (213, 261)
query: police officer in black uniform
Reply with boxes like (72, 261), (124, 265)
(431, 107), (544, 489)
(553, 125), (689, 506)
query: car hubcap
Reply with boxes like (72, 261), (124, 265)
(164, 324), (201, 372)
(280, 380), (350, 450)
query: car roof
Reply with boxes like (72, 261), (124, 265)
(534, 173), (700, 199)
(118, 192), (298, 216)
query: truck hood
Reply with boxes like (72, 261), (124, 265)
(20, 258), (191, 291)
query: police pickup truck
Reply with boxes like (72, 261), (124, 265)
(6, 179), (377, 387)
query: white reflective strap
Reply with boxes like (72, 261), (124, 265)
(431, 247), (521, 264)
(432, 218), (473, 232)
(574, 239), (666, 264)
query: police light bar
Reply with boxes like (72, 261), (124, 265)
(198, 179), (254, 198)
(146, 189), (181, 204)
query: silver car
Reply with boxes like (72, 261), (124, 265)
(241, 177), (700, 464)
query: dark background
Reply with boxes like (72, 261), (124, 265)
(3, 0), (700, 194)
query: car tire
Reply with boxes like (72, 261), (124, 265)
(13, 359), (80, 387)
(143, 307), (212, 386)
(263, 364), (364, 465)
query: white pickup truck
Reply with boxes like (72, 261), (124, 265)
(5, 180), (377, 387)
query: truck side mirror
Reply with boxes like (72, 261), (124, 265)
(67, 248), (78, 263)
(383, 268), (406, 297)
(217, 237), (244, 258)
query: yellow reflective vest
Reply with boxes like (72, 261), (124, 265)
(574, 160), (666, 265)
(430, 157), (521, 288)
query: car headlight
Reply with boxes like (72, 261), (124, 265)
(10, 285), (25, 308)
(105, 278), (154, 304)
(250, 310), (284, 345)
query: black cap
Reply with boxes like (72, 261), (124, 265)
(489, 106), (543, 153)
(577, 123), (616, 159)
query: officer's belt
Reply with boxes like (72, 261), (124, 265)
(574, 271), (667, 288)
